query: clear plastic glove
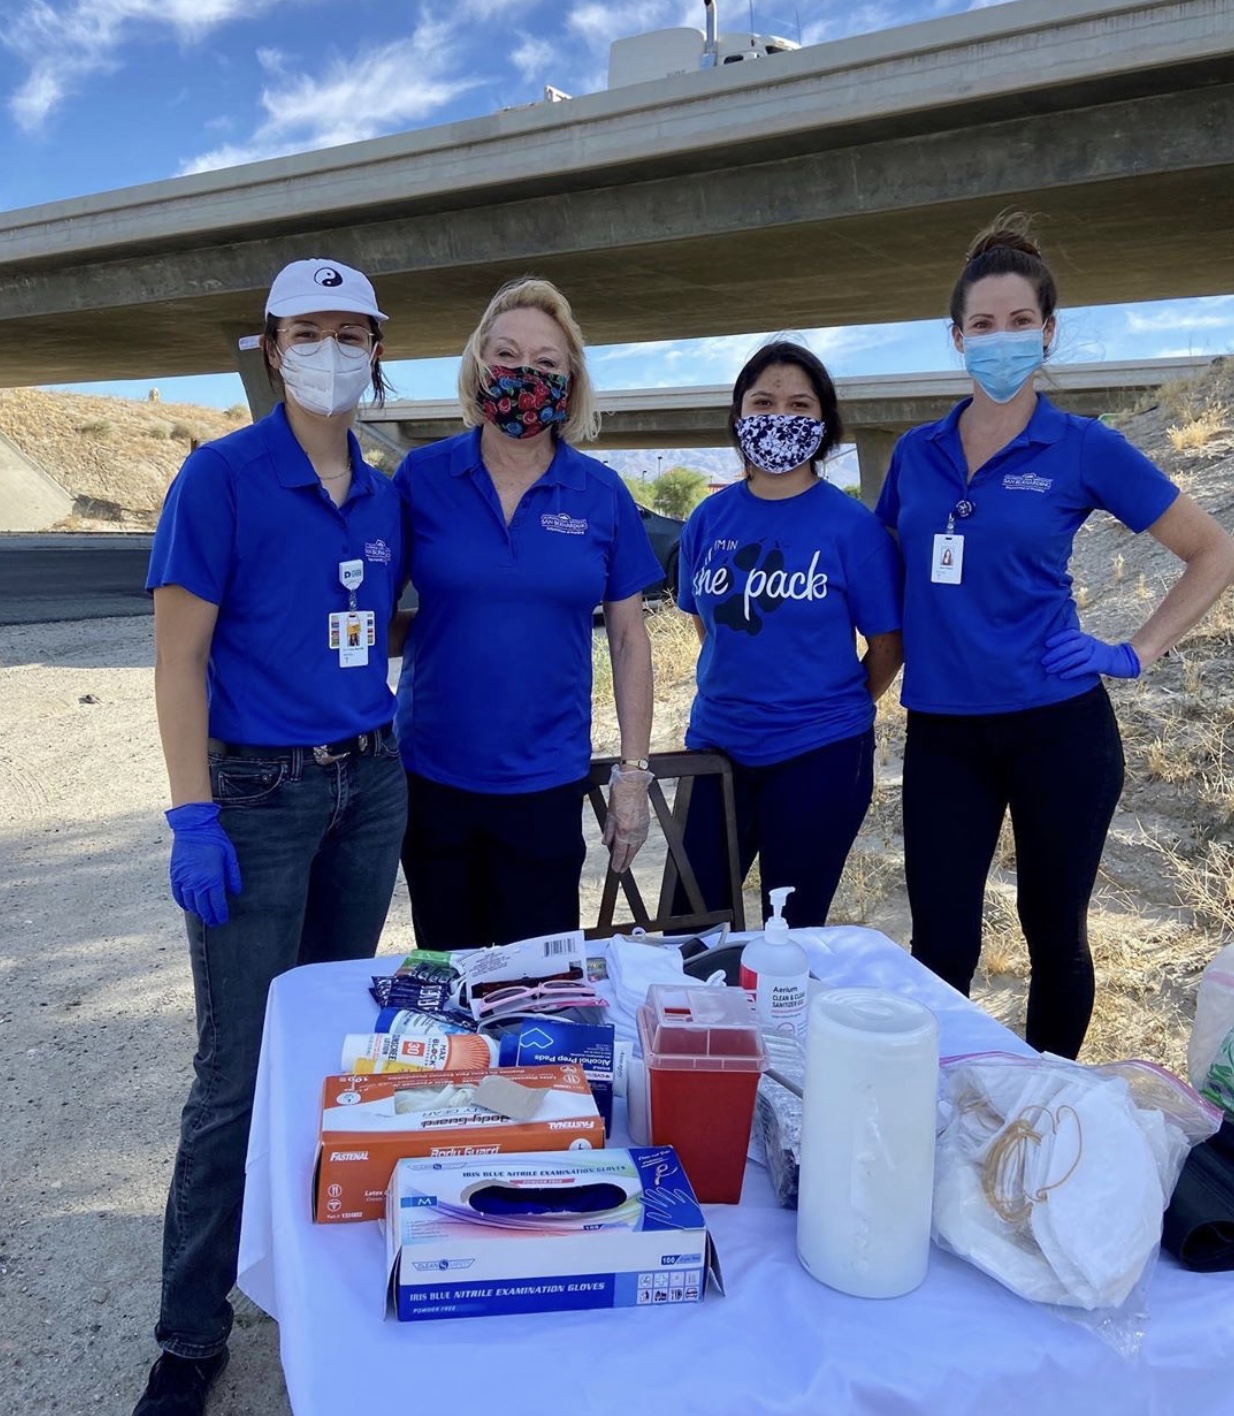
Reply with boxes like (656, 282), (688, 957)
(166, 801), (242, 927)
(602, 764), (654, 875)
(1041, 630), (1140, 681)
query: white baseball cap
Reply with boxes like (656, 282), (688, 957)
(265, 259), (388, 321)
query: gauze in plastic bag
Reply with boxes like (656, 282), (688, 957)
(933, 1052), (1220, 1354)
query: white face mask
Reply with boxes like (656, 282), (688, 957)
(278, 339), (374, 417)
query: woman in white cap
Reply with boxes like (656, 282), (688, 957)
(134, 259), (407, 1416)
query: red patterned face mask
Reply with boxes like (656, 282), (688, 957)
(478, 364), (571, 439)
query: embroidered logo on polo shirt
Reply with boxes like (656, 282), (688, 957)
(541, 512), (588, 536)
(364, 539), (392, 563)
(1002, 472), (1054, 494)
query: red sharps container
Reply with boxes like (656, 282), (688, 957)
(637, 984), (768, 1204)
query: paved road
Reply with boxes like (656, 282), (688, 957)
(0, 534), (154, 625)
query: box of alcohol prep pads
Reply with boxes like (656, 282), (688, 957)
(384, 1147), (721, 1322)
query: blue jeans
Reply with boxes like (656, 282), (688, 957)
(156, 737), (406, 1359)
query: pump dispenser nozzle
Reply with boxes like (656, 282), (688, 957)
(766, 886), (795, 936)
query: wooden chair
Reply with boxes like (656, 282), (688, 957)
(585, 750), (746, 940)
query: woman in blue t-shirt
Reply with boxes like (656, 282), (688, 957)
(876, 215), (1234, 1058)
(677, 341), (904, 929)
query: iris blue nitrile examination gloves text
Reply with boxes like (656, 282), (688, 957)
(165, 802), (242, 927)
(1041, 629), (1141, 681)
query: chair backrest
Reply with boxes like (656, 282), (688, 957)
(584, 750), (746, 940)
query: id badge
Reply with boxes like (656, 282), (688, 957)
(931, 534), (964, 585)
(328, 611), (375, 667)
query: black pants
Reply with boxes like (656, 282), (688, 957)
(401, 772), (588, 950)
(677, 730), (875, 929)
(902, 685), (1124, 1059)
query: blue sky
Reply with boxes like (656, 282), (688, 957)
(1, 0), (1231, 465)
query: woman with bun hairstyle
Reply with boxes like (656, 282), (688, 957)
(675, 340), (903, 929)
(876, 216), (1234, 1058)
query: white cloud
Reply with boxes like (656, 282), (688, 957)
(511, 34), (556, 85)
(1126, 301), (1234, 335)
(181, 18), (481, 174)
(567, 1), (698, 54)
(1, 0), (296, 129)
(592, 324), (903, 386)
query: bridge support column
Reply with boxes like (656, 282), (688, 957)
(224, 324), (277, 422)
(854, 428), (898, 509)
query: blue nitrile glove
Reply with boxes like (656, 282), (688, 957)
(1041, 630), (1141, 681)
(165, 802), (242, 927)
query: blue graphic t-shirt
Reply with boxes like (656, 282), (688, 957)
(677, 479), (903, 766)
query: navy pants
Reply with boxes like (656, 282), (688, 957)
(678, 730), (875, 929)
(902, 685), (1124, 1059)
(402, 772), (588, 950)
(157, 740), (406, 1359)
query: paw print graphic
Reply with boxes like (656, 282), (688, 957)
(714, 542), (785, 635)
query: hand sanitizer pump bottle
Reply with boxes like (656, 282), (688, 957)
(739, 886), (810, 1039)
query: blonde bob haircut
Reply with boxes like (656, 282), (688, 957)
(457, 276), (601, 444)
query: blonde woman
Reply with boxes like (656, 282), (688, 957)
(393, 277), (662, 948)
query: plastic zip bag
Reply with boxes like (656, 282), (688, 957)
(933, 1051), (1220, 1357)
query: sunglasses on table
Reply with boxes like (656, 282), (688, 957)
(472, 979), (609, 1019)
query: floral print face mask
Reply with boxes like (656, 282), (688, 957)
(734, 413), (825, 475)
(478, 364), (571, 439)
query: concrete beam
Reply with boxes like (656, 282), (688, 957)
(362, 359), (1212, 456)
(853, 430), (900, 510)
(0, 0), (1230, 385)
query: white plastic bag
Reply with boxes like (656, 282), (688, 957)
(1188, 943), (1234, 1111)
(933, 1052), (1220, 1356)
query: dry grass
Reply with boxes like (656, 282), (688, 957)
(1169, 407), (1231, 451)
(0, 386), (246, 524)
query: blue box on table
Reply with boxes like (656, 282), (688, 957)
(384, 1145), (723, 1322)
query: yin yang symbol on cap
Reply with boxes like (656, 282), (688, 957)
(314, 267), (343, 287)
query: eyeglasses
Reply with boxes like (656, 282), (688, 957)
(276, 323), (375, 356)
(472, 979), (609, 1020)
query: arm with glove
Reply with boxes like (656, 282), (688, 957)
(1044, 495), (1234, 682)
(152, 585), (241, 927)
(601, 593), (654, 875)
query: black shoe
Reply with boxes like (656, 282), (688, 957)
(132, 1350), (229, 1416)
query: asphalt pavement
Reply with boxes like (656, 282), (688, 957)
(0, 534), (154, 625)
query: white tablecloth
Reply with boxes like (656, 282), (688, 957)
(238, 927), (1234, 1416)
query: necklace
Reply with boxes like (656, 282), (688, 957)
(318, 468), (350, 481)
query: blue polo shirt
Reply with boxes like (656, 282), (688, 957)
(146, 403), (405, 744)
(876, 395), (1178, 715)
(677, 479), (902, 766)
(394, 429), (663, 793)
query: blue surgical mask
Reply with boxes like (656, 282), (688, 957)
(962, 328), (1046, 404)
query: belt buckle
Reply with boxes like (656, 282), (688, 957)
(312, 744), (350, 766)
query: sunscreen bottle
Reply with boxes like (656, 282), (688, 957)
(739, 886), (809, 1039)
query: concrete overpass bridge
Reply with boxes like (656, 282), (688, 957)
(360, 358), (1214, 503)
(0, 0), (1231, 408)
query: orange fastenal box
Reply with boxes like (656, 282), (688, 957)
(313, 1064), (604, 1222)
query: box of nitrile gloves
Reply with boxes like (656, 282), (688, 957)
(384, 1147), (722, 1322)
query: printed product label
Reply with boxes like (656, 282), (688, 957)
(740, 964), (807, 1038)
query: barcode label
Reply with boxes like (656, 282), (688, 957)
(542, 938), (574, 956)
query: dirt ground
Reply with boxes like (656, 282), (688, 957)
(0, 617), (691, 1416)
